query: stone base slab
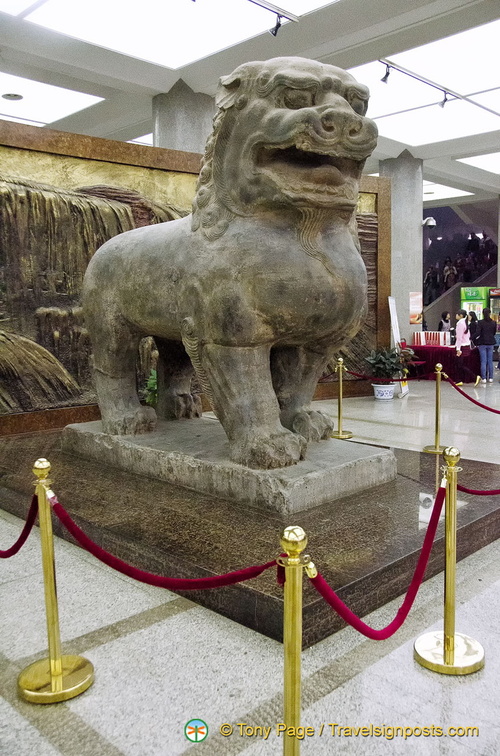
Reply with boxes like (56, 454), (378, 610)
(3, 431), (500, 647)
(62, 418), (396, 515)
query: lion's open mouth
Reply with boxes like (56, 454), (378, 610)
(257, 145), (361, 188)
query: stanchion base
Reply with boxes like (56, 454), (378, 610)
(414, 631), (484, 675)
(331, 430), (353, 439)
(18, 655), (94, 703)
(422, 445), (446, 455)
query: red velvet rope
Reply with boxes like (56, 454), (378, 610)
(49, 495), (277, 589)
(309, 484), (446, 640)
(457, 483), (500, 496)
(0, 495), (38, 558)
(446, 377), (500, 413)
(346, 370), (434, 383)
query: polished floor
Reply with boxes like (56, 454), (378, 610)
(1, 380), (499, 755)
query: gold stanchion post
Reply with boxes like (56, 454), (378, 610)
(330, 357), (353, 440)
(414, 447), (485, 675)
(279, 526), (317, 756)
(17, 459), (94, 703)
(423, 363), (446, 454)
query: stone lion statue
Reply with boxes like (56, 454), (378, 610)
(82, 57), (377, 469)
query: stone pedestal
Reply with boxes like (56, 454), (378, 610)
(62, 418), (397, 515)
(2, 430), (500, 647)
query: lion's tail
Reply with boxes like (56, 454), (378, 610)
(181, 318), (217, 417)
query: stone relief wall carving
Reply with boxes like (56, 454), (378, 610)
(0, 175), (183, 413)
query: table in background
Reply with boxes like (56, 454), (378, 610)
(411, 345), (480, 383)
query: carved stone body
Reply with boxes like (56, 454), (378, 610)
(82, 57), (377, 469)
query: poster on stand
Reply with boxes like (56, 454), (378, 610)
(409, 292), (423, 325)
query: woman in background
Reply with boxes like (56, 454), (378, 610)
(438, 311), (451, 331)
(454, 309), (480, 385)
(468, 311), (479, 346)
(475, 308), (496, 383)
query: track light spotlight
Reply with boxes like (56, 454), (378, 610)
(381, 64), (391, 84)
(439, 91), (449, 108)
(269, 13), (282, 36)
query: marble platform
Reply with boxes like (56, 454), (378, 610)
(1, 430), (500, 647)
(61, 419), (396, 515)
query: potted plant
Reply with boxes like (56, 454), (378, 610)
(365, 346), (415, 399)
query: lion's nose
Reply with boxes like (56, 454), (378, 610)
(347, 119), (363, 137)
(320, 109), (363, 137)
(321, 110), (337, 132)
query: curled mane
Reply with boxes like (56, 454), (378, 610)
(191, 62), (261, 241)
(191, 109), (235, 241)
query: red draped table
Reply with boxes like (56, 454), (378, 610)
(411, 345), (480, 383)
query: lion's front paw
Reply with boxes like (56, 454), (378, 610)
(102, 405), (157, 435)
(231, 429), (306, 469)
(292, 410), (334, 441)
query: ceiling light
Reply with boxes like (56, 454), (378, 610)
(439, 92), (449, 109)
(269, 14), (282, 36)
(2, 92), (23, 100)
(380, 64), (390, 84)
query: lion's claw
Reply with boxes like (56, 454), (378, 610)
(231, 429), (306, 469)
(292, 410), (334, 441)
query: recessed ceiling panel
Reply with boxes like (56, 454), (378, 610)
(0, 71), (103, 123)
(388, 19), (500, 95)
(275, 0), (337, 12)
(0, 0), (39, 13)
(0, 113), (44, 126)
(423, 182), (473, 201)
(375, 98), (500, 146)
(24, 0), (332, 70)
(128, 133), (153, 145)
(457, 152), (500, 175)
(466, 88), (500, 116)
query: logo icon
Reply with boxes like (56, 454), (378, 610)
(185, 719), (208, 743)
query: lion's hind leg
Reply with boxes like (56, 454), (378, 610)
(155, 339), (202, 420)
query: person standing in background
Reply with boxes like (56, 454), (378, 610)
(468, 311), (479, 346)
(438, 311), (451, 331)
(454, 309), (480, 385)
(475, 308), (497, 383)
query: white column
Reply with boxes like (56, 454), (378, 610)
(380, 150), (423, 339)
(152, 79), (215, 154)
(497, 196), (500, 287)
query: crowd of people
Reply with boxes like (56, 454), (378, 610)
(437, 308), (498, 384)
(423, 233), (498, 306)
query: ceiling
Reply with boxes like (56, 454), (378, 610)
(0, 0), (499, 221)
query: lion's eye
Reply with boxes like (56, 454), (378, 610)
(347, 91), (368, 116)
(282, 89), (315, 109)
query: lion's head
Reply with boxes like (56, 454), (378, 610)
(192, 57), (377, 240)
